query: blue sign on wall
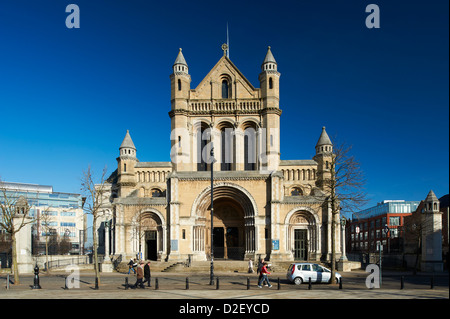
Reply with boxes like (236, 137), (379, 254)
(171, 240), (178, 251)
(272, 239), (279, 250)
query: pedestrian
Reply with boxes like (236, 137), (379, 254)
(127, 258), (136, 274)
(257, 258), (267, 285)
(257, 262), (272, 288)
(134, 261), (145, 289)
(248, 258), (254, 273)
(143, 261), (151, 287)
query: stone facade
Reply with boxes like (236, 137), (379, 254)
(99, 46), (341, 263)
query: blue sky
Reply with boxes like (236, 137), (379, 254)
(0, 0), (448, 214)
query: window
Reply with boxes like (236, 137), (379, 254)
(301, 264), (311, 271)
(244, 127), (257, 171)
(124, 164), (127, 172)
(291, 187), (302, 196)
(221, 127), (233, 171)
(151, 189), (162, 197)
(222, 80), (229, 99)
(178, 79), (181, 91)
(389, 216), (400, 226)
(269, 77), (273, 89)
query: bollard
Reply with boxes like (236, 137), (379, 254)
(400, 276), (404, 290)
(430, 276), (434, 289)
(125, 277), (129, 290)
(155, 278), (159, 290)
(94, 277), (99, 290)
(6, 274), (10, 290)
(277, 277), (280, 290)
(247, 277), (250, 290)
(339, 277), (342, 290)
(64, 276), (69, 290)
(32, 263), (41, 289)
(186, 277), (189, 290)
(308, 277), (312, 290)
(216, 277), (219, 290)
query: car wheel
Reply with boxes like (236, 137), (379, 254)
(294, 277), (303, 285)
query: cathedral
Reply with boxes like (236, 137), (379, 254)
(99, 45), (342, 263)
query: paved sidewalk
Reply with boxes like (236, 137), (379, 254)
(1, 269), (448, 299)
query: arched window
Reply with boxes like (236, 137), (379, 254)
(269, 77), (273, 89)
(222, 80), (229, 99)
(196, 124), (210, 171)
(151, 189), (162, 198)
(244, 125), (257, 171)
(220, 125), (234, 171)
(178, 79), (182, 91)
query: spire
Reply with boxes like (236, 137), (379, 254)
(261, 46), (277, 72)
(226, 22), (230, 58)
(120, 130), (136, 150)
(173, 48), (187, 66)
(425, 190), (439, 202)
(263, 46), (277, 64)
(316, 126), (332, 147)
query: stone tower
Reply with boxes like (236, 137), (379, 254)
(313, 126), (333, 191)
(259, 46), (281, 172)
(421, 190), (443, 272)
(117, 130), (137, 197)
(170, 49), (191, 171)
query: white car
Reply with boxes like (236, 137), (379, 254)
(286, 262), (341, 285)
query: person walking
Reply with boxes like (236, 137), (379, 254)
(133, 261), (145, 289)
(248, 258), (254, 273)
(127, 258), (136, 274)
(143, 261), (152, 287)
(257, 262), (272, 288)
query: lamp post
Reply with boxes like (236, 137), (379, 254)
(209, 146), (215, 285)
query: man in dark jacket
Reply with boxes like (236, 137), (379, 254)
(143, 261), (151, 287)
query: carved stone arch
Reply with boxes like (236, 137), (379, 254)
(191, 182), (258, 220)
(190, 182), (258, 259)
(285, 206), (321, 261)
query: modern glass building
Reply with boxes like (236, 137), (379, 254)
(0, 182), (85, 255)
(349, 200), (420, 253)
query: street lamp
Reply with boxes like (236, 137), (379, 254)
(209, 146), (215, 285)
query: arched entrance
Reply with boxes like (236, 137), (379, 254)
(132, 210), (164, 261)
(210, 198), (245, 259)
(191, 183), (257, 260)
(286, 208), (320, 261)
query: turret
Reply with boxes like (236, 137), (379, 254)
(170, 48), (191, 110)
(259, 46), (280, 109)
(259, 46), (281, 171)
(421, 190), (443, 272)
(117, 130), (137, 197)
(313, 127), (333, 191)
(169, 48), (191, 171)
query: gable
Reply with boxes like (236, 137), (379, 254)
(190, 56), (260, 100)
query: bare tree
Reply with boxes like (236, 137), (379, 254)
(80, 166), (109, 287)
(318, 141), (368, 283)
(36, 206), (55, 274)
(403, 204), (425, 274)
(0, 181), (36, 284)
